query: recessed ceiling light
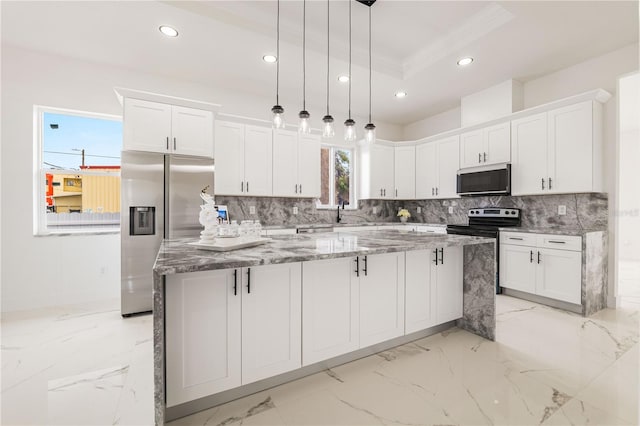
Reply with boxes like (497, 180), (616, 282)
(457, 57), (474, 66)
(159, 25), (179, 37)
(395, 91), (408, 98)
(338, 75), (349, 83)
(263, 55), (277, 63)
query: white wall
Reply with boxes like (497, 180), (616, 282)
(402, 107), (461, 140)
(0, 44), (402, 313)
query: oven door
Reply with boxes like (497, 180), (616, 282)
(457, 164), (510, 196)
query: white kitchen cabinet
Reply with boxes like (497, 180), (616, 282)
(165, 262), (302, 405)
(394, 146), (415, 199)
(215, 121), (273, 196)
(460, 121), (510, 168)
(359, 142), (395, 199)
(241, 263), (302, 384)
(124, 98), (213, 157)
(359, 252), (405, 348)
(302, 257), (359, 366)
(165, 269), (241, 407)
(405, 246), (463, 333)
(272, 130), (320, 198)
(511, 100), (602, 196)
(415, 136), (460, 199)
(500, 232), (582, 305)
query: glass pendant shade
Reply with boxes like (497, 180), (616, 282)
(271, 105), (285, 129)
(322, 115), (335, 138)
(298, 110), (311, 134)
(344, 118), (357, 142)
(364, 123), (376, 144)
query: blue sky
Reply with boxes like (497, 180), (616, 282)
(43, 112), (122, 170)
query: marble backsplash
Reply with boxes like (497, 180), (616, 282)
(214, 193), (608, 230)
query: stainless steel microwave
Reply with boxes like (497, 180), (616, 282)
(456, 163), (511, 196)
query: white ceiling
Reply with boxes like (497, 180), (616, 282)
(2, 1), (638, 126)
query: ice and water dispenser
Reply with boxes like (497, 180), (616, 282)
(130, 206), (155, 235)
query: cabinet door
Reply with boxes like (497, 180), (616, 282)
(415, 142), (437, 199)
(436, 136), (460, 199)
(394, 146), (416, 199)
(370, 144), (395, 198)
(302, 257), (359, 366)
(459, 129), (484, 168)
(297, 133), (321, 198)
(536, 248), (582, 304)
(485, 121), (511, 165)
(171, 106), (214, 157)
(499, 244), (536, 294)
(511, 112), (548, 195)
(435, 246), (463, 324)
(214, 121), (245, 195)
(547, 101), (593, 194)
(272, 129), (298, 197)
(165, 270), (241, 407)
(123, 98), (172, 153)
(405, 249), (437, 334)
(359, 252), (405, 348)
(241, 263), (302, 384)
(244, 125), (273, 196)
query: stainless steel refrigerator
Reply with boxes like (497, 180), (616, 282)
(120, 151), (214, 316)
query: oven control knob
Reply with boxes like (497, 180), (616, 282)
(470, 211), (475, 215)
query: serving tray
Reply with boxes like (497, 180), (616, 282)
(188, 237), (272, 252)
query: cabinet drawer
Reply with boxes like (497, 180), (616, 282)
(500, 232), (536, 247)
(537, 234), (582, 251)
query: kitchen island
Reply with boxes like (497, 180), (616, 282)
(153, 230), (496, 424)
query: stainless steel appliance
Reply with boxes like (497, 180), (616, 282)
(446, 208), (521, 293)
(121, 151), (214, 316)
(456, 163), (510, 196)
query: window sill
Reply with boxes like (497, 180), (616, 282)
(35, 229), (120, 237)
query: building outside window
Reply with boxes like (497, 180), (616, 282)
(35, 106), (122, 234)
(319, 145), (355, 208)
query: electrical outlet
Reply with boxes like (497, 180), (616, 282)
(372, 206), (377, 214)
(442, 200), (449, 206)
(417, 206), (422, 214)
(558, 205), (567, 216)
(448, 206), (454, 214)
(451, 201), (458, 206)
(249, 206), (256, 215)
(293, 206), (299, 215)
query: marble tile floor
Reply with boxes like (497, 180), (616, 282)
(1, 295), (638, 426)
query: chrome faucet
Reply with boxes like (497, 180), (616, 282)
(336, 202), (344, 223)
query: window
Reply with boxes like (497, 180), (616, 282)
(318, 145), (355, 208)
(35, 106), (122, 234)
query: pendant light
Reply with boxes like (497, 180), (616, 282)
(322, 0), (335, 138)
(344, 0), (356, 142)
(364, 5), (376, 144)
(271, 0), (285, 129)
(298, 0), (311, 134)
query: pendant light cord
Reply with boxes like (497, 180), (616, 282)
(368, 6), (372, 123)
(348, 0), (352, 120)
(326, 0), (330, 116)
(276, 0), (280, 106)
(303, 0), (306, 111)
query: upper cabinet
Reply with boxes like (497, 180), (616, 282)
(215, 121), (272, 196)
(123, 98), (214, 157)
(394, 146), (416, 199)
(273, 130), (320, 198)
(415, 136), (459, 199)
(359, 143), (395, 199)
(511, 100), (602, 196)
(459, 121), (510, 168)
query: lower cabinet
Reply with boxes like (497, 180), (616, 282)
(301, 252), (405, 365)
(500, 232), (582, 305)
(165, 263), (302, 407)
(405, 246), (463, 334)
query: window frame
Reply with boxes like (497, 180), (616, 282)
(33, 105), (123, 236)
(317, 144), (357, 210)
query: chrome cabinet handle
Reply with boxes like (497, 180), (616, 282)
(433, 249), (439, 265)
(509, 237), (523, 240)
(363, 255), (368, 276)
(166, 137), (169, 150)
(380, 188), (383, 197)
(478, 153), (481, 163)
(549, 177), (553, 190)
(173, 137), (176, 150)
(241, 181), (244, 192)
(537, 251), (541, 264)
(383, 189), (386, 196)
(530, 250), (533, 263)
(354, 257), (360, 277)
(541, 178), (545, 190)
(295, 184), (298, 194)
(299, 184), (302, 193)
(247, 182), (249, 192)
(395, 189), (398, 197)
(484, 152), (487, 162)
(435, 187), (438, 196)
(439, 248), (444, 264)
(233, 269), (238, 295)
(246, 268), (251, 293)
(432, 188), (434, 196)
(548, 240), (566, 244)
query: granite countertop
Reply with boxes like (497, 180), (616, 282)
(262, 222), (447, 231)
(154, 229), (493, 275)
(498, 227), (606, 237)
